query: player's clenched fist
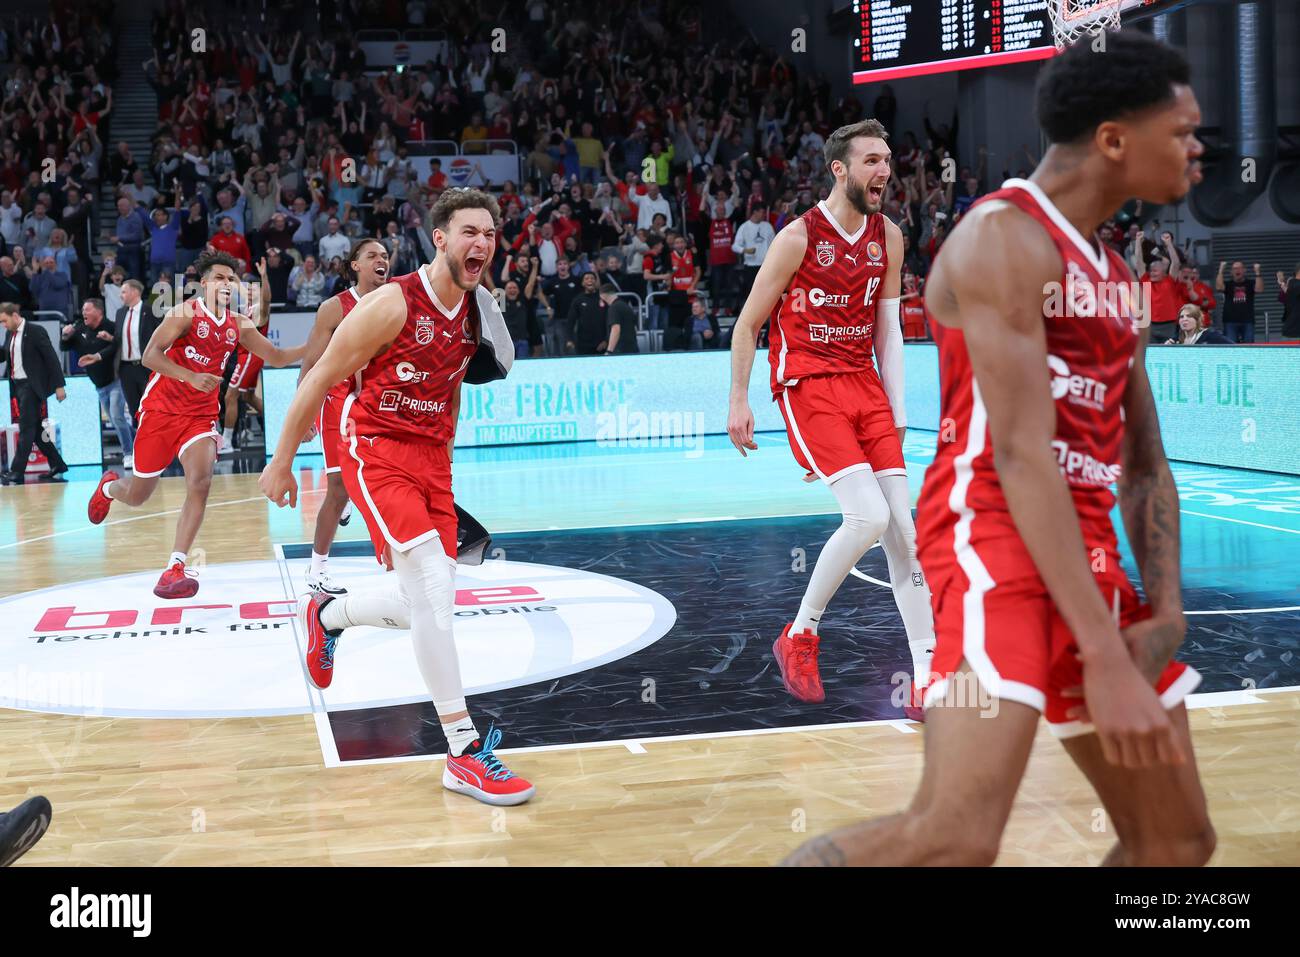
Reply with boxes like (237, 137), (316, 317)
(188, 372), (224, 393)
(259, 462), (298, 508)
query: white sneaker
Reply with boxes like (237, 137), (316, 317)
(305, 569), (348, 596)
(338, 501), (352, 527)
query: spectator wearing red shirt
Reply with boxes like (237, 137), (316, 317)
(209, 216), (252, 272)
(1135, 230), (1186, 336)
(665, 234), (700, 351)
(901, 270), (928, 340)
(1180, 265), (1216, 316)
(426, 159), (448, 192)
(703, 197), (738, 316)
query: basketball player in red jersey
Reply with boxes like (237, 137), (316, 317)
(259, 190), (534, 806)
(728, 119), (935, 715)
(786, 33), (1214, 866)
(295, 237), (390, 595)
(220, 256), (273, 452)
(87, 251), (305, 598)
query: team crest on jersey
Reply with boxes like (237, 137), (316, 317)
(225, 327), (238, 344)
(415, 316), (435, 345)
(866, 241), (883, 262)
(196, 320), (210, 339)
(815, 241), (835, 268)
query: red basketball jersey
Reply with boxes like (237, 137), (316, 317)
(341, 268), (478, 445)
(138, 297), (240, 418)
(709, 218), (736, 266)
(768, 201), (889, 394)
(916, 179), (1142, 586)
(326, 285), (364, 405)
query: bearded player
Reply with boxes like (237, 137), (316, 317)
(87, 251), (305, 598)
(259, 189), (533, 806)
(787, 33), (1213, 866)
(728, 119), (935, 717)
(220, 256), (273, 453)
(296, 237), (390, 595)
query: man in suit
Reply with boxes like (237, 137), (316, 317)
(114, 279), (157, 425)
(62, 298), (135, 468)
(1, 301), (69, 484)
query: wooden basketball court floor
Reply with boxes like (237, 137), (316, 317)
(2, 433), (1298, 866)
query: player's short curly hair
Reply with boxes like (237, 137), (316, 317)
(431, 188), (501, 233)
(1035, 30), (1190, 145)
(193, 249), (243, 278)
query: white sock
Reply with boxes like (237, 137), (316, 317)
(168, 551), (186, 569)
(795, 469), (891, 636)
(222, 427), (234, 444)
(102, 480), (116, 500)
(442, 715), (478, 757)
(310, 550), (328, 576)
(792, 602), (824, 635)
(876, 474), (937, 686)
(319, 581), (410, 632)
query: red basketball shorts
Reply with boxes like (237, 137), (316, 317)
(316, 394), (346, 473)
(340, 432), (457, 567)
(229, 349), (264, 390)
(133, 410), (220, 477)
(924, 566), (1201, 738)
(776, 370), (905, 484)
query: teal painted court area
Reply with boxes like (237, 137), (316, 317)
(5, 430), (1299, 612)
(440, 431), (1300, 609)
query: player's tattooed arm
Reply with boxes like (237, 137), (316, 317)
(143, 305), (220, 390)
(238, 315), (306, 366)
(1118, 328), (1186, 678)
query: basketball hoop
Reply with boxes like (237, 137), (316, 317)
(1049, 0), (1125, 50)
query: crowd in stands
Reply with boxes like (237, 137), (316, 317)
(2, 0), (1294, 360)
(0, 3), (117, 320)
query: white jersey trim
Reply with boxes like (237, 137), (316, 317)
(195, 296), (229, 326)
(1001, 178), (1110, 280)
(816, 200), (867, 246)
(417, 264), (465, 319)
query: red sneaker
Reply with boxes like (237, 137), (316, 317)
(87, 471), (119, 525)
(904, 680), (929, 723)
(153, 562), (199, 599)
(297, 592), (342, 689)
(773, 624), (824, 703)
(443, 725), (536, 806)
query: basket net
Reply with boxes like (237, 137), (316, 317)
(1048, 0), (1125, 49)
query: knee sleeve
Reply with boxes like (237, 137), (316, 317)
(830, 470), (891, 552)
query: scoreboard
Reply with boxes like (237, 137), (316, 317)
(852, 1), (1184, 85)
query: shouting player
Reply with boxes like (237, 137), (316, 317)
(87, 251), (305, 598)
(297, 237), (390, 595)
(258, 189), (534, 806)
(786, 33), (1213, 866)
(728, 119), (935, 715)
(220, 256), (273, 453)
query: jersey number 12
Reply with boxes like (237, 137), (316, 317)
(864, 276), (881, 308)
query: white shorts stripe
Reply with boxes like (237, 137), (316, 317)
(946, 380), (1004, 701)
(781, 389), (828, 482)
